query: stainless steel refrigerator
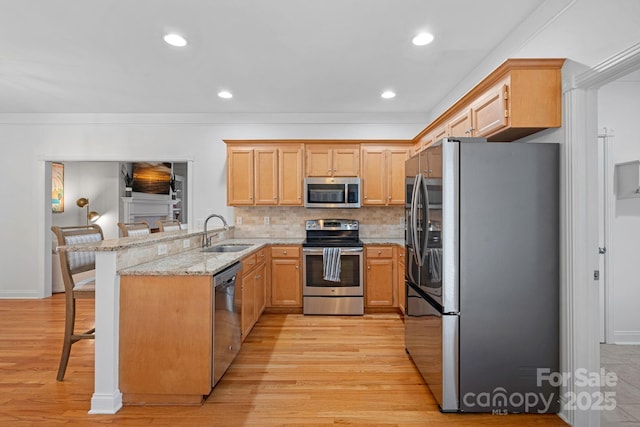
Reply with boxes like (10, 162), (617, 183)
(404, 137), (560, 413)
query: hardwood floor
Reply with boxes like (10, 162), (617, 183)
(0, 294), (567, 426)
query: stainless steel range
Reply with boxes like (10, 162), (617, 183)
(302, 219), (364, 315)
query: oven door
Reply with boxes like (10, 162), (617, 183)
(302, 248), (363, 296)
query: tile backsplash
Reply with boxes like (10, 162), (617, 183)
(233, 206), (404, 239)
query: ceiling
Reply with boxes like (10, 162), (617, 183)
(0, 0), (548, 114)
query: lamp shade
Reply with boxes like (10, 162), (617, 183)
(76, 197), (89, 208)
(88, 211), (100, 223)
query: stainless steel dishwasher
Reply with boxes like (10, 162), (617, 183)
(212, 262), (242, 387)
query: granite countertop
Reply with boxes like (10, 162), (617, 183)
(361, 238), (404, 246)
(119, 238), (303, 276)
(58, 227), (209, 252)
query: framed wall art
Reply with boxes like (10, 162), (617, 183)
(52, 162), (64, 213)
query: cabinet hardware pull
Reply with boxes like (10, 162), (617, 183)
(367, 265), (371, 270)
(283, 251), (287, 255)
(295, 265), (299, 269)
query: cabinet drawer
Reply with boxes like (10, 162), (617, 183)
(241, 253), (257, 270)
(271, 246), (300, 258)
(255, 248), (267, 265)
(366, 246), (393, 258)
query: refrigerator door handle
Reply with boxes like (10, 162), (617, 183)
(420, 173), (431, 267)
(410, 174), (422, 267)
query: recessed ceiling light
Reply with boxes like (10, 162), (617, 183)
(163, 33), (187, 47)
(381, 90), (396, 99)
(412, 32), (434, 46)
(218, 91), (233, 99)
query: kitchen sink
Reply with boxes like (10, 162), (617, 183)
(201, 244), (252, 253)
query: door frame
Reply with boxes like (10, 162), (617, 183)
(563, 42), (640, 427)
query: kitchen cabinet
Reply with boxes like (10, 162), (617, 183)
(423, 144), (442, 178)
(365, 246), (395, 308)
(254, 148), (278, 205)
(270, 245), (302, 308)
(361, 145), (410, 206)
(306, 144), (359, 177)
(227, 147), (254, 205)
(395, 246), (406, 315)
(412, 58), (564, 146)
(240, 249), (266, 341)
(119, 275), (213, 404)
(226, 144), (304, 206)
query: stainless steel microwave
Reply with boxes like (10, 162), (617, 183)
(304, 177), (361, 208)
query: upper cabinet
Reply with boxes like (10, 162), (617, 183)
(306, 144), (359, 177)
(361, 145), (411, 206)
(413, 58), (564, 151)
(226, 143), (303, 206)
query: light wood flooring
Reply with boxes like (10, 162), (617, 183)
(601, 344), (640, 426)
(0, 294), (567, 426)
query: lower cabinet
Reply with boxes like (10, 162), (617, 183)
(270, 245), (302, 308)
(119, 275), (213, 405)
(240, 249), (266, 341)
(365, 246), (395, 308)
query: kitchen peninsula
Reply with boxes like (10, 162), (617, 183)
(57, 227), (403, 412)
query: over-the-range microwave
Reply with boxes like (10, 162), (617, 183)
(304, 177), (361, 208)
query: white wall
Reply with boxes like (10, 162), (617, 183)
(51, 162), (119, 239)
(599, 75), (640, 344)
(0, 116), (423, 298)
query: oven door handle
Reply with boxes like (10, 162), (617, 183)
(302, 247), (364, 254)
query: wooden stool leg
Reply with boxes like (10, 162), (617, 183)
(56, 298), (76, 381)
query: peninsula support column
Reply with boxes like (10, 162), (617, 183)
(89, 251), (123, 414)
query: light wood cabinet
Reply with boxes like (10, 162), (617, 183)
(254, 148), (278, 205)
(119, 275), (213, 404)
(270, 246), (302, 307)
(365, 246), (395, 308)
(361, 145), (410, 206)
(412, 58), (564, 147)
(240, 249), (266, 341)
(424, 144), (442, 178)
(227, 148), (254, 205)
(226, 144), (303, 206)
(306, 145), (359, 177)
(396, 246), (406, 315)
(279, 146), (304, 205)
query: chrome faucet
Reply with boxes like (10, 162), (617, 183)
(203, 213), (230, 247)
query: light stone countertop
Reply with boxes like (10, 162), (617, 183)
(361, 238), (404, 246)
(119, 238), (303, 276)
(57, 228), (211, 252)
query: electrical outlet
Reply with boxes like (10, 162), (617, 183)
(236, 216), (243, 225)
(197, 218), (204, 228)
(158, 244), (168, 255)
(264, 216), (270, 225)
(183, 239), (190, 249)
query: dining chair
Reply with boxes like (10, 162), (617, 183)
(117, 221), (151, 237)
(157, 219), (181, 232)
(50, 224), (104, 381)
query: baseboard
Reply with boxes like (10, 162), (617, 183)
(613, 331), (640, 344)
(0, 290), (42, 299)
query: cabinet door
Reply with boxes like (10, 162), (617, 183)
(119, 276), (212, 398)
(279, 146), (303, 205)
(271, 258), (301, 307)
(227, 148), (254, 205)
(333, 147), (360, 176)
(448, 108), (473, 137)
(425, 145), (442, 178)
(254, 263), (266, 319)
(361, 147), (386, 205)
(387, 149), (409, 205)
(472, 80), (509, 137)
(433, 126), (448, 143)
(306, 146), (332, 177)
(254, 148), (278, 205)
(241, 270), (255, 341)
(365, 258), (394, 307)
